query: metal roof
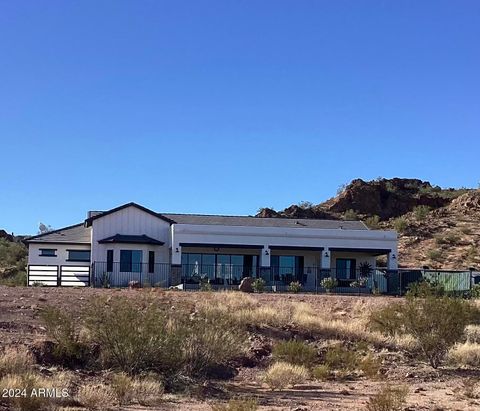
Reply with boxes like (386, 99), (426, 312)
(25, 223), (91, 244)
(163, 213), (368, 230)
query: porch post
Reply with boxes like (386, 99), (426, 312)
(260, 245), (271, 267)
(387, 250), (398, 270)
(172, 245), (182, 265)
(321, 248), (331, 270)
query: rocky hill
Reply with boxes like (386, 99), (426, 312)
(257, 178), (479, 269)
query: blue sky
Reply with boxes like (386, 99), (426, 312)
(0, 0), (479, 235)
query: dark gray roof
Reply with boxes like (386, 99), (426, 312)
(162, 214), (368, 230)
(98, 234), (164, 245)
(25, 223), (91, 244)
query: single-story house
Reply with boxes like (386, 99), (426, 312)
(25, 202), (398, 290)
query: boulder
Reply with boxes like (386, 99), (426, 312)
(239, 277), (254, 293)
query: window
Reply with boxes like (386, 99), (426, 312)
(336, 258), (356, 279)
(271, 255), (304, 283)
(107, 250), (114, 272)
(39, 249), (56, 257)
(148, 251), (155, 273)
(120, 250), (142, 272)
(67, 250), (91, 262)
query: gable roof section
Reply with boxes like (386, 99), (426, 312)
(162, 213), (368, 230)
(25, 223), (91, 244)
(98, 234), (164, 245)
(85, 202), (175, 226)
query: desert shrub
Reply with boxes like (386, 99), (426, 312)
(85, 296), (247, 378)
(211, 398), (258, 411)
(263, 362), (308, 390)
(470, 285), (480, 299)
(39, 306), (90, 367)
(76, 383), (115, 410)
(366, 384), (408, 411)
(435, 232), (461, 246)
(413, 205), (430, 221)
(288, 281), (302, 293)
(370, 296), (478, 368)
(0, 346), (34, 377)
(200, 279), (213, 291)
(344, 209), (358, 221)
(320, 277), (337, 291)
(406, 280), (445, 298)
(466, 325), (480, 343)
(132, 375), (164, 406)
(448, 342), (480, 367)
(272, 340), (317, 367)
(324, 345), (358, 371)
(393, 217), (407, 233)
(110, 372), (134, 405)
(365, 215), (380, 229)
(252, 278), (265, 293)
(427, 249), (443, 262)
(83, 296), (183, 375)
(312, 364), (331, 381)
(359, 354), (381, 379)
(0, 238), (27, 286)
(460, 378), (480, 399)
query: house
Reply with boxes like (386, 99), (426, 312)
(25, 202), (398, 290)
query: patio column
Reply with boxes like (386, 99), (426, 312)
(321, 248), (331, 270)
(260, 246), (271, 267)
(387, 250), (398, 270)
(172, 245), (182, 265)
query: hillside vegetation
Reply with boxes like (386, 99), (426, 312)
(0, 230), (27, 285)
(258, 178), (479, 269)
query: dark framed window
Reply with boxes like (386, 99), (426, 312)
(107, 250), (114, 272)
(39, 248), (57, 257)
(67, 250), (91, 262)
(335, 258), (356, 279)
(120, 250), (142, 272)
(271, 255), (304, 283)
(148, 251), (155, 273)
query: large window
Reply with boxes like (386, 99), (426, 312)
(181, 253), (258, 283)
(107, 250), (114, 272)
(67, 250), (90, 262)
(120, 250), (142, 272)
(271, 255), (304, 283)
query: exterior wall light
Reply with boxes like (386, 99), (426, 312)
(265, 249), (269, 255)
(175, 247), (179, 253)
(391, 254), (396, 260)
(324, 251), (329, 258)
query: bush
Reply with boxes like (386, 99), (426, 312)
(344, 209), (358, 221)
(324, 345), (358, 372)
(427, 249), (443, 263)
(435, 232), (461, 246)
(406, 280), (445, 298)
(359, 354), (381, 379)
(370, 296), (478, 368)
(393, 217), (407, 233)
(366, 384), (408, 411)
(76, 383), (115, 410)
(0, 372), (53, 411)
(272, 340), (317, 367)
(470, 284), (480, 299)
(252, 278), (265, 293)
(312, 364), (331, 381)
(448, 342), (480, 367)
(200, 278), (213, 291)
(0, 346), (34, 377)
(211, 398), (258, 411)
(413, 205), (430, 221)
(40, 306), (90, 367)
(132, 375), (164, 406)
(320, 277), (337, 291)
(263, 362), (309, 390)
(288, 281), (302, 293)
(365, 215), (380, 229)
(110, 372), (134, 405)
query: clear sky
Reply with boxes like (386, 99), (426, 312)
(0, 0), (479, 235)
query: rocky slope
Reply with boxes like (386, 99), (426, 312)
(257, 178), (479, 269)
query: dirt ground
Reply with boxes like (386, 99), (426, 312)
(1, 286), (480, 411)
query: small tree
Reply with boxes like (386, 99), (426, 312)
(413, 205), (430, 221)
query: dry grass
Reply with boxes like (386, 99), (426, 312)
(211, 398), (258, 411)
(110, 372), (134, 405)
(366, 384), (408, 411)
(76, 383), (115, 410)
(0, 346), (34, 377)
(448, 342), (480, 367)
(132, 376), (164, 406)
(263, 362), (309, 391)
(465, 325), (480, 343)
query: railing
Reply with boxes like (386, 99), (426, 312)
(91, 261), (473, 295)
(92, 262), (170, 288)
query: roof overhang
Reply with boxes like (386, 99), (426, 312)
(269, 245), (324, 251)
(98, 234), (165, 245)
(329, 247), (392, 256)
(179, 243), (264, 250)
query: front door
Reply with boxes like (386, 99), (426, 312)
(336, 258), (356, 280)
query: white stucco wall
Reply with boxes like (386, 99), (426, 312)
(171, 223), (398, 266)
(90, 206), (171, 264)
(28, 243), (91, 266)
